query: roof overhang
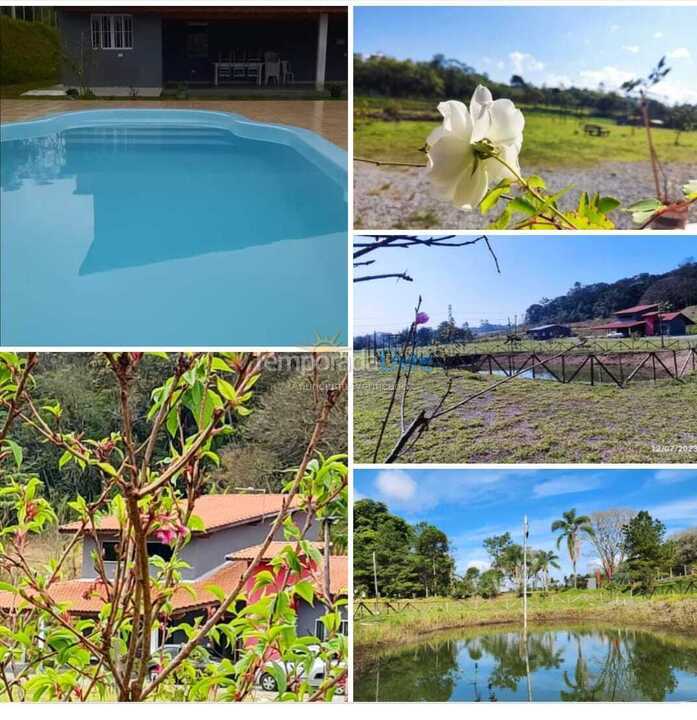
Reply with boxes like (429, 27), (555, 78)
(60, 6), (347, 20)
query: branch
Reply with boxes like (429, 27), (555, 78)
(354, 272), (413, 283)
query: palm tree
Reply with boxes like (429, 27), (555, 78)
(535, 550), (561, 593)
(551, 509), (595, 588)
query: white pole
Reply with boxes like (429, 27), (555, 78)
(523, 515), (532, 702)
(315, 13), (328, 91)
(372, 550), (379, 600)
(523, 514), (528, 633)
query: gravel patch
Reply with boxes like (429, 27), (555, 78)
(354, 161), (697, 230)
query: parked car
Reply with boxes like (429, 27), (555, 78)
(258, 648), (346, 695)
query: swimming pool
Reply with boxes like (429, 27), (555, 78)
(0, 109), (348, 346)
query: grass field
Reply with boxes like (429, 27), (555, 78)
(354, 591), (697, 658)
(354, 97), (697, 168)
(354, 367), (697, 463)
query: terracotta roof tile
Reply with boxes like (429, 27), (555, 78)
(226, 541), (325, 561)
(59, 494), (301, 534)
(614, 303), (659, 315)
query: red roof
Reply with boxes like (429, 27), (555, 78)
(0, 553), (349, 615)
(226, 544), (348, 596)
(59, 494), (301, 535)
(643, 311), (694, 323)
(614, 303), (659, 315)
(227, 541), (325, 561)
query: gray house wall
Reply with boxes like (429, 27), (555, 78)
(79, 510), (317, 581)
(58, 10), (163, 87)
(296, 599), (348, 638)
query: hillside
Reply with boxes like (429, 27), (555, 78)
(525, 261), (697, 326)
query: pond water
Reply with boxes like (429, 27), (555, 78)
(354, 624), (697, 702)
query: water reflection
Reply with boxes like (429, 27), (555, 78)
(355, 624), (697, 702)
(2, 126), (346, 275)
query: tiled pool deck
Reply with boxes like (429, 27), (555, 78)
(0, 99), (347, 149)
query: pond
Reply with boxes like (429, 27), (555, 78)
(354, 624), (697, 702)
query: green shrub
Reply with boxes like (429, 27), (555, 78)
(0, 16), (60, 85)
(687, 325), (697, 336)
(326, 82), (345, 99)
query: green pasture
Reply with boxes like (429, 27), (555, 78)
(353, 367), (697, 463)
(354, 591), (697, 655)
(354, 97), (697, 168)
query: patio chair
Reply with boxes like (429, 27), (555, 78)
(247, 63), (262, 86)
(264, 52), (281, 86)
(282, 61), (294, 85)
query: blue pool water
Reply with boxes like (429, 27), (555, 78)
(1, 110), (347, 346)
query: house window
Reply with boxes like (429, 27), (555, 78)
(102, 541), (120, 561)
(314, 618), (348, 640)
(147, 543), (174, 561)
(91, 14), (133, 50)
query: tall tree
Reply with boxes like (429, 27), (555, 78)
(590, 509), (635, 580)
(622, 511), (671, 593)
(551, 509), (595, 588)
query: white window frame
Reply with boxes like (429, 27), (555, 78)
(314, 618), (348, 641)
(91, 14), (134, 50)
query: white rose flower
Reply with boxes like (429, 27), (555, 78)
(426, 85), (525, 209)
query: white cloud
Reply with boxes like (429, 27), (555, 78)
(496, 60), (505, 70)
(610, 24), (621, 32)
(622, 45), (640, 54)
(668, 47), (691, 60)
(509, 51), (545, 75)
(652, 79), (697, 105)
(653, 470), (697, 485)
(578, 65), (635, 90)
(647, 496), (697, 522)
(374, 470), (416, 502)
(544, 73), (572, 88)
(654, 31), (664, 39)
(533, 474), (603, 498)
(466, 559), (490, 572)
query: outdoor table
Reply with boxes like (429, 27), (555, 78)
(214, 61), (263, 87)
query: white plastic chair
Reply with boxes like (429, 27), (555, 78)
(264, 52), (281, 86)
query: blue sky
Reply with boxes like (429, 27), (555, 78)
(353, 235), (696, 334)
(355, 5), (697, 105)
(355, 468), (697, 579)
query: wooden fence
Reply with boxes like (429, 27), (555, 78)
(377, 348), (697, 388)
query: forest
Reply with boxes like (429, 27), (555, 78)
(0, 353), (347, 522)
(354, 500), (697, 599)
(354, 53), (697, 130)
(524, 259), (697, 326)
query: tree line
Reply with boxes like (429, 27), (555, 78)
(0, 354), (347, 522)
(525, 259), (697, 326)
(355, 53), (697, 130)
(354, 500), (697, 598)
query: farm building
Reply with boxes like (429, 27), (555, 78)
(594, 303), (695, 337)
(526, 324), (573, 340)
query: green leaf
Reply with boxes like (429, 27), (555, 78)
(508, 197), (537, 216)
(294, 580), (314, 605)
(205, 583), (226, 602)
(597, 196), (621, 214)
(96, 462), (118, 477)
(58, 450), (72, 469)
(187, 514), (205, 532)
(0, 581), (17, 594)
(3, 439), (22, 469)
(479, 181), (509, 214)
(216, 377), (239, 403)
(526, 175), (546, 189)
(265, 662), (287, 694)
(624, 198), (663, 213)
